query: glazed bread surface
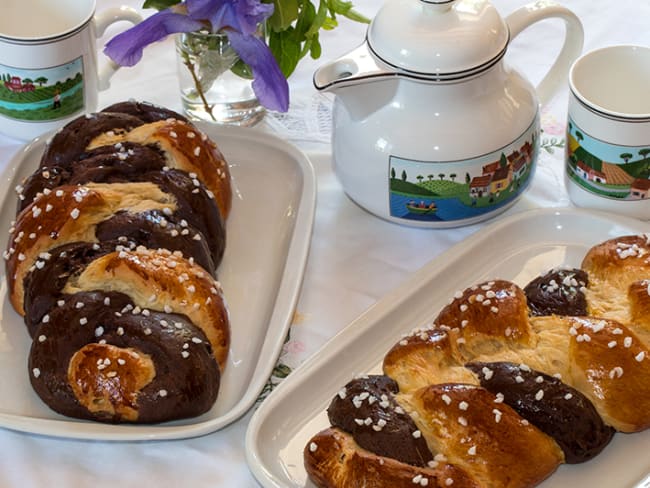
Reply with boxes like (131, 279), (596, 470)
(304, 234), (650, 488)
(5, 101), (233, 424)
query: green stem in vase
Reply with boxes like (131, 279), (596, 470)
(180, 46), (216, 122)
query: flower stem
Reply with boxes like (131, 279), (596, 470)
(181, 48), (216, 121)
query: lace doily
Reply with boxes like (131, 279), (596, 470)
(266, 92), (334, 145)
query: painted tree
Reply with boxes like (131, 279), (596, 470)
(401, 170), (407, 182)
(449, 173), (457, 182)
(35, 76), (48, 86)
(417, 175), (424, 183)
(427, 174), (433, 181)
(438, 173), (445, 180)
(620, 153), (633, 163)
(22, 78), (33, 84)
(640, 149), (650, 176)
(576, 131), (584, 143)
(465, 172), (471, 184)
(500, 153), (507, 168)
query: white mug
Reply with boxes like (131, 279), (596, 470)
(565, 45), (650, 220)
(0, 0), (141, 141)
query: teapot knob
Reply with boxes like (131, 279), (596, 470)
(420, 0), (457, 11)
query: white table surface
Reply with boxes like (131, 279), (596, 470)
(0, 0), (648, 486)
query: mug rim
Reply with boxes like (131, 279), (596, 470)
(0, 0), (97, 43)
(569, 44), (650, 122)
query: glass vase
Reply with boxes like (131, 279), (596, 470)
(175, 30), (265, 126)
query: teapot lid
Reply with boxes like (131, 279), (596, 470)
(367, 0), (509, 79)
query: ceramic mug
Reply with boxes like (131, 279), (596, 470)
(0, 0), (142, 141)
(565, 45), (650, 220)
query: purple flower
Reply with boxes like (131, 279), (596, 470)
(104, 10), (205, 66)
(104, 0), (289, 112)
(228, 31), (288, 112)
(186, 0), (272, 35)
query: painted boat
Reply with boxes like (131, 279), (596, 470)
(406, 202), (437, 214)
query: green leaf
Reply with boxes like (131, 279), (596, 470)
(310, 36), (322, 59)
(327, 0), (353, 15)
(321, 17), (338, 31)
(294, 1), (317, 38)
(272, 364), (293, 379)
(195, 45), (238, 92)
(304, 0), (328, 39)
(327, 0), (370, 23)
(230, 59), (254, 80)
(269, 28), (302, 78)
(342, 9), (370, 24)
(268, 0), (299, 32)
(142, 0), (180, 10)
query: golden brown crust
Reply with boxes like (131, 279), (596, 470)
(28, 290), (222, 423)
(6, 182), (177, 315)
(582, 235), (650, 342)
(386, 283), (649, 433)
(68, 344), (156, 421)
(435, 280), (533, 348)
(7, 104), (232, 425)
(629, 279), (650, 341)
(305, 428), (482, 488)
(384, 327), (478, 392)
(306, 235), (650, 488)
(581, 235), (650, 284)
(400, 384), (563, 488)
(88, 119), (232, 219)
(63, 248), (229, 370)
(566, 317), (650, 431)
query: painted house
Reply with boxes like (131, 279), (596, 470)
(520, 140), (533, 159)
(508, 149), (528, 169)
(576, 161), (607, 184)
(482, 161), (501, 176)
(507, 150), (522, 165)
(575, 161), (590, 180)
(469, 175), (492, 198)
(468, 138), (533, 199)
(630, 178), (650, 199)
(490, 165), (512, 194)
(590, 169), (607, 184)
(512, 158), (528, 180)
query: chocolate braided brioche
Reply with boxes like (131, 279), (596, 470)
(5, 101), (232, 424)
(304, 234), (650, 487)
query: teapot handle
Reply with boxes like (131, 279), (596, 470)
(506, 1), (584, 106)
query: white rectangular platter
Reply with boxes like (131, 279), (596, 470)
(246, 207), (650, 488)
(0, 124), (316, 441)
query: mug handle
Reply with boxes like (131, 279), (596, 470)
(506, 1), (584, 107)
(94, 7), (143, 91)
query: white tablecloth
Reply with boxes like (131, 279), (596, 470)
(0, 1), (648, 486)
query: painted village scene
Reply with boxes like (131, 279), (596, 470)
(0, 58), (84, 122)
(566, 119), (650, 200)
(389, 131), (537, 222)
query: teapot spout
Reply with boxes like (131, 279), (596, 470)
(313, 43), (392, 92)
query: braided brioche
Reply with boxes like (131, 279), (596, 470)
(304, 234), (650, 487)
(4, 101), (232, 424)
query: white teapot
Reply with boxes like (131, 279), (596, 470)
(314, 0), (583, 227)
